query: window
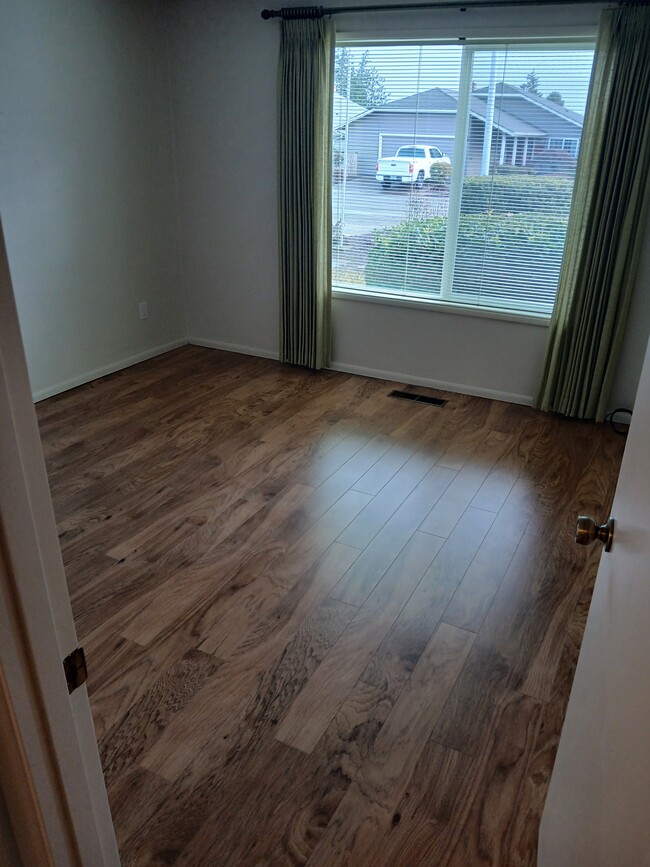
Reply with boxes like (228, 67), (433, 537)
(332, 41), (594, 317)
(548, 137), (580, 157)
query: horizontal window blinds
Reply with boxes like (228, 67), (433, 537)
(332, 42), (595, 315)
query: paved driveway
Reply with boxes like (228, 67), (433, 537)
(332, 177), (449, 236)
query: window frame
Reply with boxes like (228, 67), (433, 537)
(331, 36), (595, 323)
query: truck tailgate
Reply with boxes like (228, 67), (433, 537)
(378, 158), (412, 174)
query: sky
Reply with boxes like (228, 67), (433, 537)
(340, 44), (595, 114)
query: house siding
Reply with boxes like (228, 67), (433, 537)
(345, 111), (458, 176)
(345, 103), (581, 178)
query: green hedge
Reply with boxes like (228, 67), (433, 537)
(365, 213), (568, 303)
(460, 175), (574, 216)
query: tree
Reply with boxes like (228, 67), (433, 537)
(520, 69), (542, 96)
(546, 91), (565, 107)
(335, 48), (389, 108)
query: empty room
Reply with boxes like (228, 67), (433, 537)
(1, 0), (650, 865)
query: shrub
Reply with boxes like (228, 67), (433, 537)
(528, 148), (577, 177)
(429, 161), (452, 189)
(460, 175), (574, 216)
(365, 212), (568, 305)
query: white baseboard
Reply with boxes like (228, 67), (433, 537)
(328, 360), (534, 406)
(188, 336), (280, 361)
(32, 339), (189, 402)
(186, 338), (533, 406)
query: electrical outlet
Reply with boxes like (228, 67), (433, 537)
(138, 301), (148, 320)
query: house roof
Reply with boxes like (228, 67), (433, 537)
(333, 93), (368, 129)
(364, 83), (584, 138)
(374, 87), (459, 113)
(472, 82), (584, 126)
(441, 89), (548, 137)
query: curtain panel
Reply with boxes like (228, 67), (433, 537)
(278, 17), (335, 369)
(536, 4), (650, 421)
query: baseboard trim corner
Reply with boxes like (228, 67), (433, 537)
(188, 337), (280, 361)
(32, 339), (189, 402)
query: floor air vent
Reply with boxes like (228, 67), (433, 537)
(388, 390), (447, 407)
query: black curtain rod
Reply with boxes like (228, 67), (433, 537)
(261, 0), (615, 19)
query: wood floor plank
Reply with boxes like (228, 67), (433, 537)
(420, 432), (512, 537)
(107, 766), (174, 866)
(469, 419), (539, 512)
(275, 531), (445, 754)
(431, 691), (543, 867)
(352, 440), (415, 495)
(33, 347), (625, 866)
(373, 740), (472, 867)
(262, 678), (396, 864)
(442, 481), (533, 633)
(361, 509), (495, 700)
(330, 525), (410, 606)
(336, 452), (446, 551)
(192, 488), (371, 657)
(85, 614), (219, 742)
(503, 634), (581, 867)
(305, 622), (475, 866)
(130, 597), (359, 862)
(137, 563), (361, 782)
(223, 542), (360, 664)
(105, 482), (268, 564)
(433, 396), (497, 470)
(383, 463), (458, 541)
(118, 482), (320, 646)
(99, 648), (221, 787)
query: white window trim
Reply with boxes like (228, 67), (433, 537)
(332, 286), (552, 327)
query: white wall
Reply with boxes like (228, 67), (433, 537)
(169, 0), (280, 359)
(171, 0), (650, 407)
(331, 298), (547, 403)
(0, 0), (187, 400)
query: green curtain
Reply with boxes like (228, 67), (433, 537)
(536, 4), (650, 421)
(278, 16), (335, 369)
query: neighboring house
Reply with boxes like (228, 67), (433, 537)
(472, 81), (585, 165)
(341, 83), (584, 176)
(333, 92), (369, 179)
(333, 91), (368, 131)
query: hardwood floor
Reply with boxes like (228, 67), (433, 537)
(36, 346), (625, 866)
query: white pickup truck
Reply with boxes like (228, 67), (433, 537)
(376, 145), (451, 189)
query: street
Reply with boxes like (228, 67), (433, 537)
(332, 176), (449, 236)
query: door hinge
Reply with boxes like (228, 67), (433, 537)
(63, 646), (88, 694)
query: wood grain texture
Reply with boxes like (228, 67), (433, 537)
(36, 346), (625, 865)
(305, 622), (475, 867)
(275, 531), (445, 754)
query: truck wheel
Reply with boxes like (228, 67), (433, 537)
(415, 171), (425, 189)
(381, 181), (391, 190)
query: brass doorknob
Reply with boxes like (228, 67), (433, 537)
(575, 516), (615, 552)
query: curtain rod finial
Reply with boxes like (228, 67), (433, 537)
(261, 9), (274, 18)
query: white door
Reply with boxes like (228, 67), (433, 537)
(0, 220), (119, 866)
(539, 335), (650, 866)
